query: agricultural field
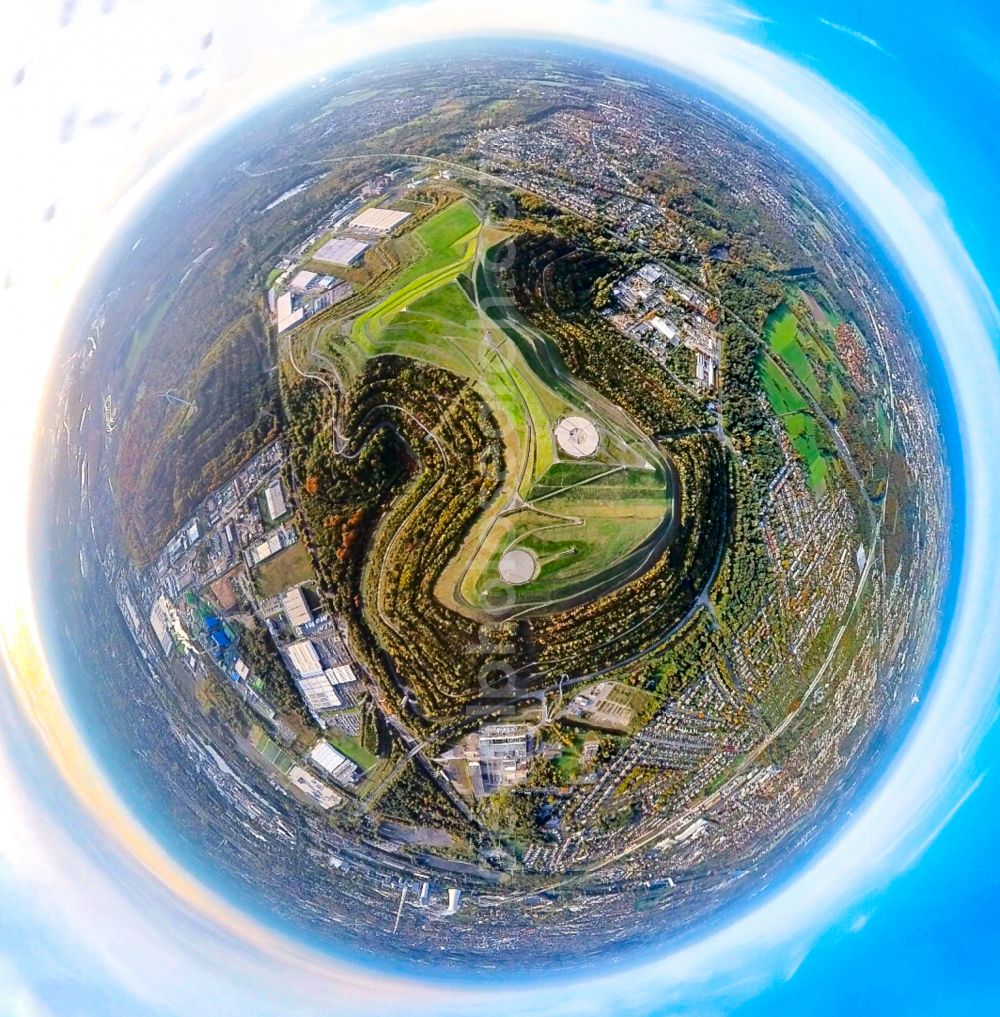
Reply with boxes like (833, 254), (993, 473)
(766, 296), (852, 419)
(761, 354), (828, 490)
(759, 296), (863, 491)
(766, 305), (825, 404)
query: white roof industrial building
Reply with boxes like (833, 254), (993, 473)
(287, 639), (323, 678)
(349, 206), (411, 235)
(286, 641), (358, 716)
(264, 478), (287, 520)
(290, 270), (318, 291)
(249, 531), (284, 565)
(651, 316), (678, 343)
(275, 291), (304, 333)
(315, 236), (370, 266)
(149, 597), (174, 655)
(297, 673), (342, 712)
(281, 586), (313, 628)
(308, 741), (360, 784)
(326, 663), (356, 685)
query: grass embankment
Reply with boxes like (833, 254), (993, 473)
(322, 198), (673, 615)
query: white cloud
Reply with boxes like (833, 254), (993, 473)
(819, 17), (890, 54)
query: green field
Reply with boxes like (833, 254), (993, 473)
(876, 399), (891, 447)
(350, 200), (480, 350)
(761, 356), (828, 489)
(766, 305), (825, 404)
(325, 729), (379, 772)
(761, 357), (807, 414)
(785, 413), (828, 489)
(761, 304), (844, 490)
(766, 299), (856, 417)
(312, 197), (674, 618)
(251, 728), (295, 774)
(254, 540), (315, 599)
(476, 463), (670, 605)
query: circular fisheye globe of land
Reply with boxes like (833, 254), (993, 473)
(46, 45), (948, 970)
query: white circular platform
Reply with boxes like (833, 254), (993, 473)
(498, 548), (537, 586)
(555, 415), (600, 458)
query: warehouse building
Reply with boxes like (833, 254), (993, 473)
(287, 639), (323, 678)
(281, 585), (313, 629)
(275, 291), (304, 333)
(315, 236), (370, 266)
(326, 663), (356, 685)
(349, 206), (412, 235)
(264, 478), (287, 521)
(308, 740), (361, 785)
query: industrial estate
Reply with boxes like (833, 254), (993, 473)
(51, 50), (949, 969)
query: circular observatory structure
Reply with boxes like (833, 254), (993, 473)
(555, 415), (600, 458)
(34, 40), (953, 978)
(498, 547), (538, 586)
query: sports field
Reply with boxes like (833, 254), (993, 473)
(252, 728), (295, 774)
(309, 197), (674, 617)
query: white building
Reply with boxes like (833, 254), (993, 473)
(290, 270), (318, 291)
(264, 478), (287, 520)
(287, 639), (323, 678)
(349, 206), (411, 235)
(445, 888), (462, 915)
(474, 725), (532, 793)
(326, 663), (357, 685)
(315, 236), (369, 266)
(650, 316), (679, 344)
(297, 673), (342, 712)
(695, 351), (718, 389)
(281, 585), (312, 628)
(308, 740), (360, 785)
(149, 596), (174, 655)
(249, 530), (284, 565)
(275, 291), (305, 333)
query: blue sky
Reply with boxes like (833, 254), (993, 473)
(749, 1), (1000, 289)
(2, 2), (1000, 1015)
